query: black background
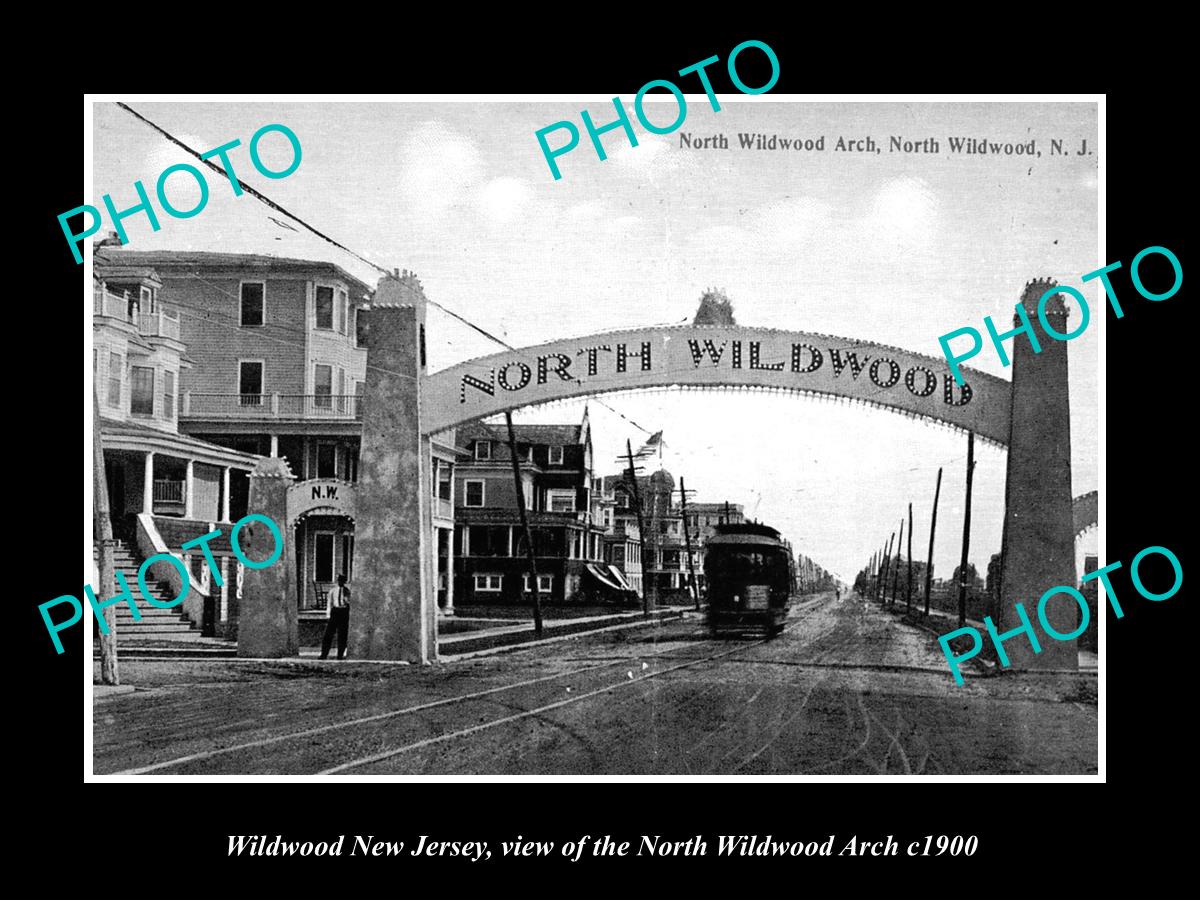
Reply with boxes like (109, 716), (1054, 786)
(19, 27), (1189, 885)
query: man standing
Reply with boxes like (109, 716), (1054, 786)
(320, 573), (351, 660)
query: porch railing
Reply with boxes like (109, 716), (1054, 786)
(182, 392), (364, 420)
(152, 479), (185, 503)
(137, 308), (181, 341)
(93, 287), (131, 322)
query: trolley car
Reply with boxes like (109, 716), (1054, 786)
(703, 522), (795, 636)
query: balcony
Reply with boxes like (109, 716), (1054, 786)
(94, 287), (132, 323)
(182, 393), (364, 421)
(94, 287), (181, 341)
(138, 308), (181, 341)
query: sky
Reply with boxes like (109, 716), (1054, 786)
(91, 99), (1099, 584)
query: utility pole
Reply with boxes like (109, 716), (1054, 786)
(925, 467), (942, 617)
(625, 439), (652, 616)
(92, 390), (118, 685)
(906, 502), (914, 615)
(879, 532), (894, 604)
(679, 477), (700, 611)
(504, 412), (542, 635)
(958, 431), (976, 629)
(890, 517), (904, 608)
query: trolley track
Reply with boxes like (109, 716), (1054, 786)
(318, 613), (822, 775)
(110, 602), (827, 776)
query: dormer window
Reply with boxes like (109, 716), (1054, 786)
(548, 445), (564, 465)
(475, 441), (491, 461)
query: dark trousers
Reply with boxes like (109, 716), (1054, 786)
(321, 606), (349, 659)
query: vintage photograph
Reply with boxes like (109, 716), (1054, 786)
(87, 98), (1099, 776)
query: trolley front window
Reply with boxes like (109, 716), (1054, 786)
(705, 547), (792, 591)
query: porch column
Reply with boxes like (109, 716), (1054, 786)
(221, 467), (231, 521)
(443, 528), (455, 616)
(142, 451), (155, 515)
(184, 460), (195, 519)
(269, 434), (279, 457)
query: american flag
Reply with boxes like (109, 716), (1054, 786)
(633, 431), (664, 460)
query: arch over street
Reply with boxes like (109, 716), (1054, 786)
(422, 326), (1012, 444)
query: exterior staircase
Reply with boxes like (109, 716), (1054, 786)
(92, 539), (238, 658)
(95, 540), (199, 638)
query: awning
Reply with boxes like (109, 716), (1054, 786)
(605, 565), (631, 590)
(585, 563), (625, 591)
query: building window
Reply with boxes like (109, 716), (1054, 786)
(238, 361), (264, 406)
(355, 308), (368, 348)
(339, 290), (349, 335)
(523, 574), (553, 593)
(130, 366), (154, 417)
(315, 285), (334, 330)
(316, 442), (337, 479)
(314, 532), (335, 585)
(474, 574), (503, 592)
(240, 282), (265, 326)
(336, 367), (346, 413)
(314, 364), (333, 408)
(163, 371), (175, 420)
(107, 351), (122, 407)
(475, 441), (491, 460)
(464, 480), (485, 508)
(438, 463), (453, 501)
(547, 489), (576, 513)
(548, 445), (564, 465)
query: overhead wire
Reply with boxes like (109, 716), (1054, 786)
(112, 102), (655, 438)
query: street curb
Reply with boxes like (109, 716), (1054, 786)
(92, 609), (691, 664)
(441, 609), (690, 662)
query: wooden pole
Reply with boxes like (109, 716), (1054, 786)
(679, 477), (700, 611)
(925, 467), (942, 617)
(890, 517), (904, 608)
(625, 440), (652, 616)
(504, 412), (542, 635)
(958, 431), (976, 629)
(92, 390), (118, 685)
(879, 532), (894, 603)
(906, 502), (914, 614)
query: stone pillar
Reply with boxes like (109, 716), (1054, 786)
(269, 434), (279, 457)
(236, 457), (298, 658)
(998, 280), (1077, 670)
(142, 451), (155, 515)
(348, 272), (436, 663)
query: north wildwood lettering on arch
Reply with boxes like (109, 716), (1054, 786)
(421, 327), (1012, 442)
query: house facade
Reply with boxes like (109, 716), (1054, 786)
(93, 259), (259, 638)
(99, 249), (461, 638)
(453, 411), (630, 605)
